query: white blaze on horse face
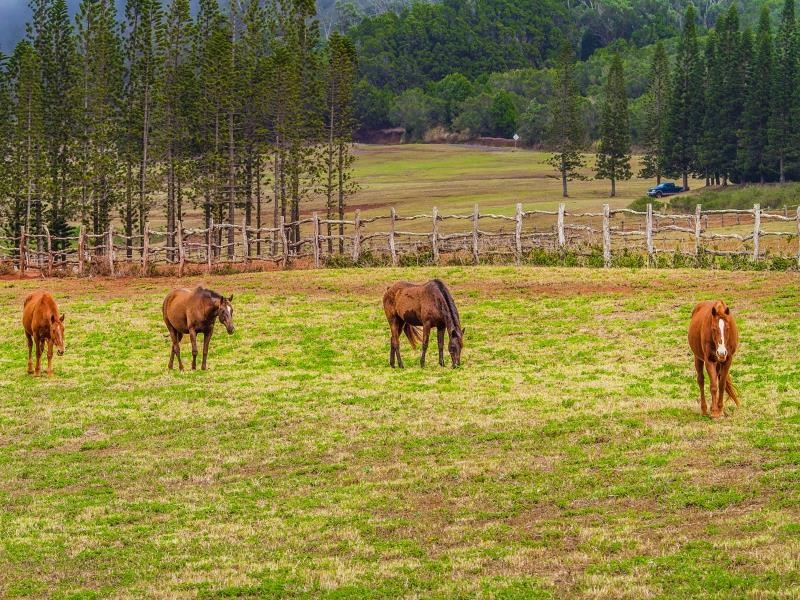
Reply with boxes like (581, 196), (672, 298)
(717, 319), (727, 359)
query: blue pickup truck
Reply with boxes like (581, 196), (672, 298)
(647, 182), (683, 198)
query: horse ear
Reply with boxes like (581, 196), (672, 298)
(60, 313), (65, 322)
(724, 306), (730, 315)
(51, 314), (56, 323)
(461, 327), (466, 336)
(711, 306), (717, 317)
(229, 294), (234, 302)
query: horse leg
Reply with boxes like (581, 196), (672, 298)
(46, 339), (54, 376)
(389, 319), (402, 368)
(420, 325), (431, 368)
(694, 358), (707, 416)
(706, 360), (722, 418)
(189, 329), (198, 370)
(34, 338), (42, 376)
(26, 333), (33, 374)
(201, 330), (212, 370)
(717, 362), (731, 415)
(437, 327), (445, 367)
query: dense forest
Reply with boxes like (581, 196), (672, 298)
(2, 0), (800, 249)
(0, 0), (358, 253)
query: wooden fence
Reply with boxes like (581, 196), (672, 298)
(2, 203), (799, 276)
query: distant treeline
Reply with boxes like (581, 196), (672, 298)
(0, 0), (358, 255)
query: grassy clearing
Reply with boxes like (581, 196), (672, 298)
(0, 267), (798, 598)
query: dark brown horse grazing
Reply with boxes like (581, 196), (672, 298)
(22, 290), (66, 376)
(383, 279), (465, 368)
(688, 300), (740, 418)
(162, 286), (234, 371)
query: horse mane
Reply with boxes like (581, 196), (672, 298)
(432, 279), (461, 333)
(195, 286), (223, 302)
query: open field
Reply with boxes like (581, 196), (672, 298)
(170, 144), (705, 229)
(1, 267), (799, 598)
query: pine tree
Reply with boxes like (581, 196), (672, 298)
(664, 5), (704, 191)
(739, 6), (774, 183)
(194, 0), (230, 251)
(31, 0), (78, 249)
(122, 0), (164, 256)
(162, 0), (195, 259)
(639, 42), (669, 183)
(715, 5), (745, 184)
(323, 32), (358, 253)
(769, 0), (798, 183)
(8, 41), (47, 241)
(75, 0), (124, 237)
(595, 54), (631, 198)
(546, 43), (585, 198)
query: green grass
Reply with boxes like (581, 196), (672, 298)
(0, 267), (798, 598)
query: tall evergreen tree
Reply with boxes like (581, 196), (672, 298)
(739, 6), (774, 183)
(75, 0), (124, 237)
(714, 5), (745, 184)
(664, 5), (704, 191)
(639, 42), (669, 183)
(546, 43), (585, 198)
(122, 0), (164, 256)
(769, 0), (798, 183)
(8, 41), (46, 240)
(323, 31), (358, 253)
(33, 0), (78, 248)
(595, 54), (632, 197)
(162, 0), (195, 259)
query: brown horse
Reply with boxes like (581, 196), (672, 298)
(22, 290), (66, 376)
(383, 279), (465, 368)
(688, 299), (740, 418)
(162, 286), (234, 371)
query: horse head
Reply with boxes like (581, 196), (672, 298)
(448, 326), (465, 367)
(51, 313), (65, 355)
(710, 301), (732, 361)
(217, 295), (235, 335)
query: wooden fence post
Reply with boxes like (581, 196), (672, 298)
(472, 204), (479, 265)
(432, 206), (439, 264)
(78, 225), (85, 275)
(793, 206), (800, 268)
(107, 224), (115, 276)
(515, 203), (523, 265)
(44, 225), (53, 276)
(752, 203), (761, 262)
(695, 204), (702, 256)
(602, 204), (611, 268)
(177, 221), (185, 277)
(312, 212), (320, 268)
(142, 222), (149, 271)
(557, 203), (566, 250)
(280, 216), (289, 268)
(207, 218), (214, 269)
(389, 207), (398, 266)
(242, 215), (249, 263)
(646, 203), (654, 266)
(18, 226), (26, 276)
(352, 209), (362, 263)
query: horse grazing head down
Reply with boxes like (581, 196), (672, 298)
(51, 312), (66, 355)
(709, 300), (733, 361)
(217, 295), (235, 335)
(448, 326), (465, 368)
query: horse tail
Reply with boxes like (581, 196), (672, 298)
(403, 323), (422, 349)
(432, 279), (460, 330)
(725, 374), (741, 407)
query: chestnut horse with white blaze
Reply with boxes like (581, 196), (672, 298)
(22, 290), (66, 376)
(688, 300), (740, 418)
(383, 279), (465, 368)
(162, 286), (234, 370)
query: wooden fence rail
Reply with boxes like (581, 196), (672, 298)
(2, 203), (799, 276)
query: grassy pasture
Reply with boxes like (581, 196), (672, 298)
(0, 267), (798, 598)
